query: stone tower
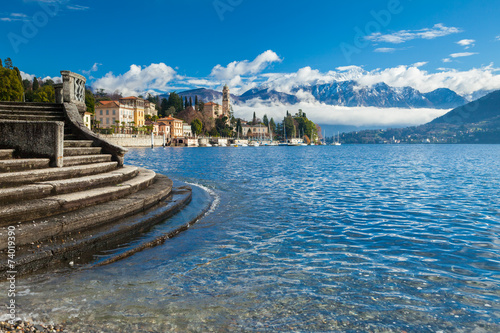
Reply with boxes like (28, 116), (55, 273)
(222, 84), (230, 116)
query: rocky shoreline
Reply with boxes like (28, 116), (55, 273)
(0, 321), (64, 332)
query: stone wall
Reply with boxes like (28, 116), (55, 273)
(0, 120), (64, 167)
(98, 135), (167, 147)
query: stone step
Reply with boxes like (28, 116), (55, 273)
(64, 140), (94, 147)
(0, 158), (50, 173)
(0, 110), (64, 116)
(0, 176), (184, 276)
(0, 162), (118, 187)
(63, 154), (112, 166)
(0, 166), (139, 204)
(0, 168), (156, 225)
(64, 134), (79, 140)
(0, 102), (63, 108)
(0, 150), (14, 160)
(63, 147), (102, 156)
(0, 114), (65, 121)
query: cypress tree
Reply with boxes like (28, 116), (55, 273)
(195, 95), (198, 107)
(189, 97), (193, 107)
(33, 77), (39, 91)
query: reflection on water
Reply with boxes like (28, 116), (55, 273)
(1, 145), (500, 332)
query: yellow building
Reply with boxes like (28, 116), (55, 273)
(120, 96), (145, 127)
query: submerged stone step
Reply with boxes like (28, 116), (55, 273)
(0, 175), (182, 276)
(63, 147), (102, 156)
(63, 154), (112, 166)
(0, 158), (50, 172)
(0, 149), (14, 160)
(0, 166), (139, 203)
(64, 140), (93, 147)
(0, 168), (156, 225)
(0, 161), (118, 186)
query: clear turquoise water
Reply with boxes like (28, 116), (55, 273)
(2, 145), (500, 332)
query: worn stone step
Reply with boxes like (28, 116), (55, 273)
(0, 166), (139, 204)
(63, 154), (112, 166)
(0, 158), (50, 172)
(63, 147), (102, 156)
(0, 102), (63, 108)
(64, 140), (93, 147)
(0, 110), (64, 116)
(0, 176), (185, 276)
(0, 114), (65, 121)
(0, 150), (14, 160)
(0, 161), (118, 187)
(0, 168), (156, 225)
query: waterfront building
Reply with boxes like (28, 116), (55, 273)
(144, 100), (158, 117)
(120, 96), (145, 127)
(183, 123), (193, 137)
(83, 112), (92, 130)
(158, 115), (183, 138)
(242, 123), (269, 137)
(95, 100), (130, 129)
(203, 85), (231, 122)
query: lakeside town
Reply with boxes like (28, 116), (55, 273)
(89, 84), (322, 147)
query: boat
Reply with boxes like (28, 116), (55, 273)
(332, 131), (342, 146)
(249, 141), (260, 147)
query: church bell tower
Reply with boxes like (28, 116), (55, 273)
(222, 84), (230, 116)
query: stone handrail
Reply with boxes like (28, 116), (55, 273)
(63, 103), (128, 166)
(61, 71), (86, 114)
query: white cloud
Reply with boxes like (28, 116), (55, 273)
(366, 23), (462, 44)
(92, 63), (177, 96)
(374, 48), (396, 53)
(456, 39), (475, 49)
(20, 71), (61, 83)
(0, 13), (29, 22)
(210, 50), (282, 80)
(233, 100), (448, 127)
(496, 36), (500, 41)
(67, 5), (89, 10)
(354, 64), (500, 95)
(412, 62), (428, 68)
(82, 62), (102, 76)
(442, 58), (452, 63)
(450, 52), (478, 58)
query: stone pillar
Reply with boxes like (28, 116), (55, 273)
(54, 83), (63, 104)
(61, 71), (87, 115)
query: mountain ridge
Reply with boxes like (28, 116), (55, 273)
(173, 81), (469, 109)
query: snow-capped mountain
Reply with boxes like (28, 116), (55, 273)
(176, 82), (468, 109)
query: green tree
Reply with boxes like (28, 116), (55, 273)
(4, 58), (13, 69)
(284, 115), (296, 138)
(0, 59), (2, 67)
(235, 118), (242, 136)
(167, 91), (183, 114)
(191, 118), (203, 136)
(33, 77), (40, 91)
(269, 118), (276, 133)
(195, 95), (198, 106)
(0, 67), (24, 101)
(252, 112), (257, 125)
(33, 85), (55, 103)
(189, 97), (193, 107)
(85, 88), (95, 114)
(160, 98), (169, 117)
(263, 114), (269, 126)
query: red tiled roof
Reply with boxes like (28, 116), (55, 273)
(120, 96), (138, 100)
(204, 102), (219, 106)
(97, 100), (119, 107)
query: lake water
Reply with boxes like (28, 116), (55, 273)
(2, 145), (500, 332)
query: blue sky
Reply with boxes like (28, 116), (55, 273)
(1, 0), (500, 125)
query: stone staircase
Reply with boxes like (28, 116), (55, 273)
(0, 100), (194, 276)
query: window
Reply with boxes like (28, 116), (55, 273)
(106, 110), (109, 115)
(100, 110), (103, 115)
(106, 118), (110, 125)
(113, 110), (116, 115)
